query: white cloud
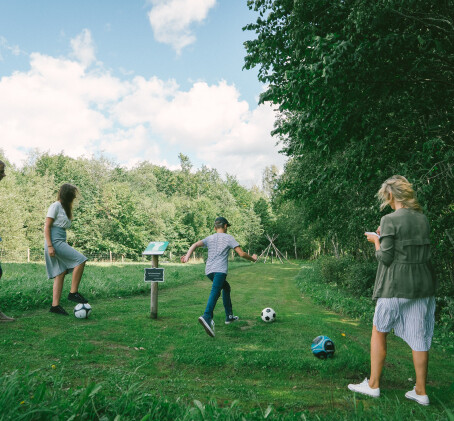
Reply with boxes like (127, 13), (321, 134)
(0, 36), (23, 61)
(112, 79), (284, 185)
(70, 28), (96, 68)
(0, 29), (285, 186)
(148, 0), (216, 53)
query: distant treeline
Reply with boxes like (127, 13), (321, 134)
(0, 151), (295, 260)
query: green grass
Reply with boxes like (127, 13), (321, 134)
(0, 261), (453, 420)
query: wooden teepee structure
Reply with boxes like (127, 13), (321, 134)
(255, 234), (288, 263)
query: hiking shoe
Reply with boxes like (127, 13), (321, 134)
(68, 292), (88, 303)
(0, 311), (15, 322)
(225, 315), (239, 325)
(405, 387), (429, 406)
(49, 305), (69, 316)
(198, 316), (215, 337)
(348, 378), (380, 398)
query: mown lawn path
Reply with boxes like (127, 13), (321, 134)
(1, 262), (452, 416)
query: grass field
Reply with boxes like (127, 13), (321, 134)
(0, 261), (453, 420)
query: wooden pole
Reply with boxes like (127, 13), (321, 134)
(294, 236), (297, 260)
(109, 250), (112, 263)
(27, 248), (30, 263)
(150, 255), (159, 319)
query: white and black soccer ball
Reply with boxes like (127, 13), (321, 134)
(261, 307), (276, 323)
(74, 303), (92, 319)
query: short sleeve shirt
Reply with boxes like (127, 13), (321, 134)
(202, 233), (239, 275)
(46, 201), (71, 229)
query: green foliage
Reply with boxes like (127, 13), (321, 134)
(0, 151), (272, 259)
(244, 0), (454, 298)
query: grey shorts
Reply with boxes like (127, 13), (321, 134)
(373, 296), (435, 351)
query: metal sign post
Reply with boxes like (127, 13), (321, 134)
(143, 241), (169, 319)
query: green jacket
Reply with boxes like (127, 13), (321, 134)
(373, 208), (436, 300)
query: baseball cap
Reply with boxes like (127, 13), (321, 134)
(214, 216), (231, 227)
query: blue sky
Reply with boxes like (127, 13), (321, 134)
(0, 1), (285, 186)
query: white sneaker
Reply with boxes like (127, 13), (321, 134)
(198, 316), (215, 337)
(347, 378), (380, 397)
(405, 387), (429, 406)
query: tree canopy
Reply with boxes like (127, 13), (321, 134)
(244, 0), (454, 293)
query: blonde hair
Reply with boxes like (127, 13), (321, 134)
(377, 175), (422, 212)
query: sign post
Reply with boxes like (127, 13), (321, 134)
(143, 241), (169, 319)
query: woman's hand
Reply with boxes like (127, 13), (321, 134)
(48, 246), (56, 257)
(376, 226), (381, 235)
(364, 233), (381, 251)
(180, 255), (189, 263)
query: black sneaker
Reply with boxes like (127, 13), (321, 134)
(68, 292), (88, 303)
(198, 316), (215, 337)
(49, 305), (69, 315)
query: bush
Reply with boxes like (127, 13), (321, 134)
(318, 256), (353, 287)
(318, 256), (376, 297)
(345, 261), (376, 297)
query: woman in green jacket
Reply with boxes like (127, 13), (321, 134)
(348, 175), (436, 406)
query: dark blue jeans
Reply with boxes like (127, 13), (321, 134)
(203, 272), (232, 322)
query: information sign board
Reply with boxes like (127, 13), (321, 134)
(142, 241), (169, 256)
(144, 268), (165, 282)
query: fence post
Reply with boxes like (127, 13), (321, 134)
(27, 248), (30, 263)
(110, 250), (112, 263)
(122, 255), (124, 263)
(294, 236), (297, 260)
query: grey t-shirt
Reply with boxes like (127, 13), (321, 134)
(202, 233), (239, 275)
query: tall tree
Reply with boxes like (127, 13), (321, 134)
(244, 0), (454, 288)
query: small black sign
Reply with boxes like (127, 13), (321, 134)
(144, 268), (164, 282)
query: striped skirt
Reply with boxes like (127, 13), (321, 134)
(44, 227), (87, 279)
(373, 296), (435, 352)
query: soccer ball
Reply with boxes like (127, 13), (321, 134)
(74, 303), (92, 319)
(311, 335), (335, 359)
(261, 307), (276, 322)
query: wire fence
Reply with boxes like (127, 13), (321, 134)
(0, 249), (206, 264)
(0, 248), (286, 264)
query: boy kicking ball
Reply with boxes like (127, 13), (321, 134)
(181, 217), (257, 337)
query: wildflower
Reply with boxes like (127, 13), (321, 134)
(51, 364), (56, 369)
(341, 333), (346, 337)
(20, 401), (25, 405)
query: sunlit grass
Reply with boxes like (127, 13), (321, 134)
(0, 262), (452, 420)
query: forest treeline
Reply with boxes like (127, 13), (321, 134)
(0, 151), (293, 260)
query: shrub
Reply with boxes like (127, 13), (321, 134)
(345, 261), (376, 297)
(318, 256), (353, 287)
